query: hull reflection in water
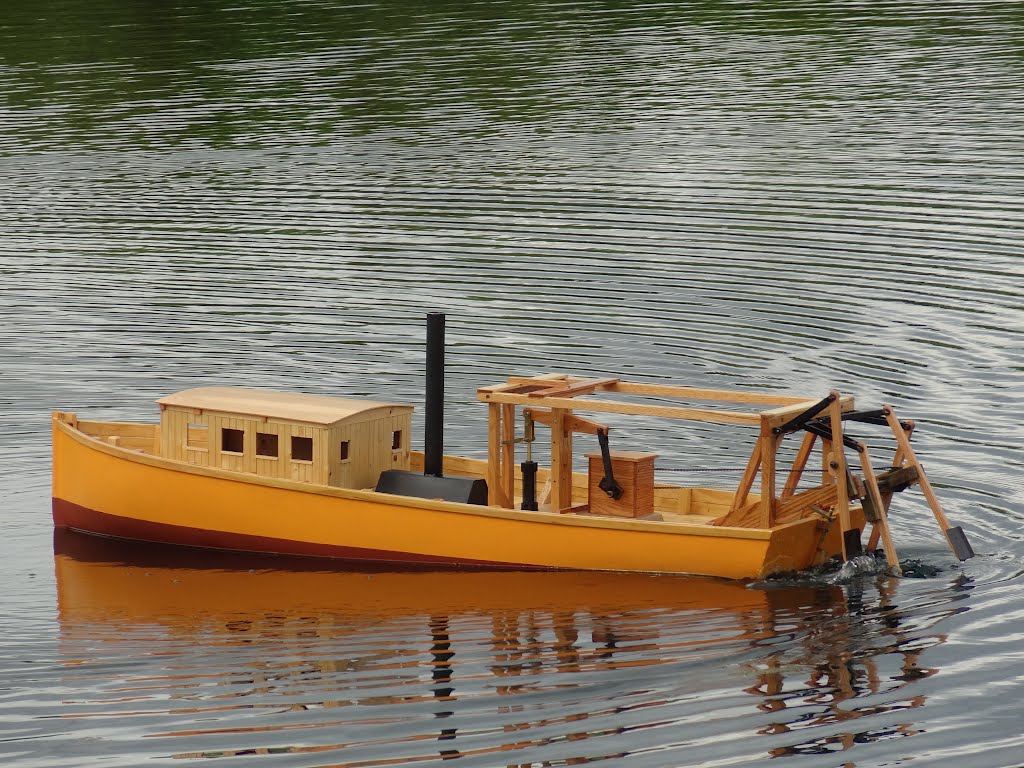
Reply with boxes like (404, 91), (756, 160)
(53, 530), (937, 765)
(55, 529), (797, 618)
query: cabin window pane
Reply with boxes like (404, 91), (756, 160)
(186, 423), (208, 450)
(339, 440), (350, 461)
(392, 430), (402, 450)
(256, 432), (278, 458)
(291, 435), (313, 462)
(221, 428), (244, 454)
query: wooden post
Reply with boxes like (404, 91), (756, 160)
(782, 432), (816, 498)
(827, 392), (852, 556)
(730, 437), (762, 513)
(550, 408), (573, 512)
(885, 407), (960, 551)
(858, 445), (902, 575)
(488, 403), (509, 507)
(501, 403), (515, 506)
(759, 418), (777, 527)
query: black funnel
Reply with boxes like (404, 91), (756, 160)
(375, 313), (488, 506)
(424, 313), (444, 477)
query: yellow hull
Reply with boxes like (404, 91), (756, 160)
(52, 420), (838, 579)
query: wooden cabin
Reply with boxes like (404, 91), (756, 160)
(157, 387), (413, 489)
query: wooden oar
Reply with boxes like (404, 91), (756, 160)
(884, 406), (975, 561)
(857, 444), (902, 575)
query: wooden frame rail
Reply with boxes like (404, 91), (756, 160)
(478, 374), (833, 516)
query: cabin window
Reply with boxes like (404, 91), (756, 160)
(392, 430), (402, 450)
(256, 432), (278, 458)
(186, 423), (208, 450)
(221, 428), (244, 454)
(339, 440), (350, 461)
(291, 435), (313, 462)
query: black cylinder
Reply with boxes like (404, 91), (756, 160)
(521, 460), (538, 511)
(424, 313), (445, 477)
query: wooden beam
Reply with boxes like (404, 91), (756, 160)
(487, 403), (510, 508)
(524, 408), (609, 435)
(501, 403), (515, 507)
(506, 374), (570, 385)
(759, 419), (778, 527)
(782, 431), (816, 498)
(858, 445), (902, 575)
(478, 374), (568, 396)
(828, 393), (852, 556)
(884, 407), (960, 553)
(776, 483), (839, 519)
(526, 377), (620, 398)
(479, 391), (760, 425)
(549, 409), (573, 512)
(611, 381), (811, 406)
(729, 438), (763, 513)
(761, 395), (856, 429)
(499, 378), (809, 406)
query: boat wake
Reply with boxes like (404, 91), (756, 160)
(752, 552), (946, 589)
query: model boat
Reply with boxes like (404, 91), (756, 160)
(51, 315), (974, 579)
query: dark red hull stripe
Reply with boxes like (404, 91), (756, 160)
(52, 498), (547, 570)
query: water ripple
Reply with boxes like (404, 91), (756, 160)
(2, 0), (1023, 766)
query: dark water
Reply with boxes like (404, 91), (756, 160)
(2, 1), (1023, 765)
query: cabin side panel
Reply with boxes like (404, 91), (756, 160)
(214, 414), (248, 475)
(254, 421), (286, 481)
(328, 412), (412, 490)
(283, 423), (318, 484)
(390, 412), (412, 472)
(160, 407), (211, 466)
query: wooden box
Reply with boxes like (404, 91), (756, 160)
(586, 451), (657, 518)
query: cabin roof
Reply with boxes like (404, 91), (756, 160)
(157, 387), (412, 426)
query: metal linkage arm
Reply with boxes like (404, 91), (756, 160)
(802, 420), (863, 452)
(772, 393), (836, 435)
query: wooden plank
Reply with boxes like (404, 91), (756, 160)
(526, 377), (620, 398)
(501, 403), (515, 506)
(729, 438), (762, 513)
(479, 391), (760, 425)
(828, 394), (852, 556)
(77, 421), (158, 438)
(524, 408), (609, 435)
(505, 373), (570, 385)
(711, 499), (762, 528)
(487, 403), (509, 507)
(550, 409), (573, 512)
(782, 432), (817, 498)
(478, 374), (569, 395)
(611, 381), (811, 406)
(761, 395), (856, 429)
(776, 483), (839, 519)
(759, 419), (777, 527)
(858, 446), (902, 575)
(884, 406), (956, 535)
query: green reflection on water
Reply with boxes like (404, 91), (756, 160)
(4, 0), (1022, 151)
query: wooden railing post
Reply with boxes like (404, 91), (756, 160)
(501, 403), (515, 507)
(550, 408), (573, 512)
(827, 392), (852, 556)
(488, 403), (510, 507)
(758, 418), (777, 527)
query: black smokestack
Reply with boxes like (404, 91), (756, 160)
(424, 313), (444, 477)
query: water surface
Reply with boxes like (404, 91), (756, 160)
(2, 1), (1023, 766)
